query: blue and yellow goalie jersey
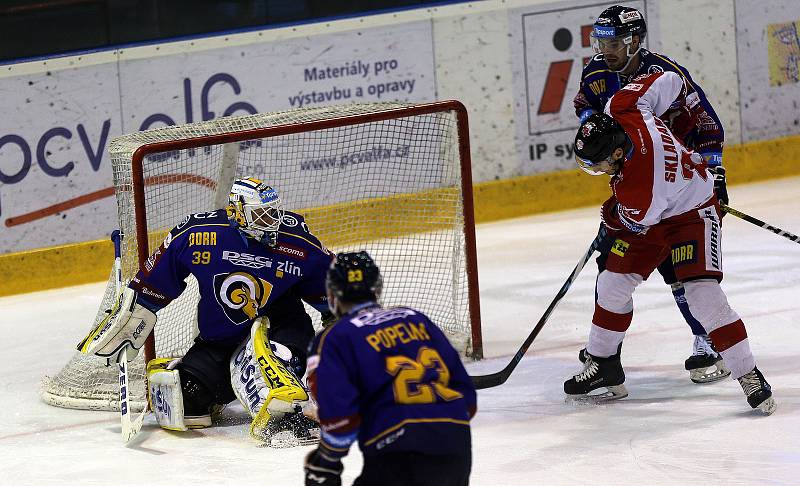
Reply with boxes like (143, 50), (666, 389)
(129, 209), (333, 346)
(307, 303), (477, 459)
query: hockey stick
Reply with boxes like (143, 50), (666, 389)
(470, 229), (607, 390)
(721, 204), (800, 245)
(109, 230), (146, 443)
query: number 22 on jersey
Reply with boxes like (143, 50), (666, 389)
(386, 346), (463, 404)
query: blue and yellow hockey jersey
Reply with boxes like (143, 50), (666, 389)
(307, 303), (477, 459)
(129, 209), (333, 347)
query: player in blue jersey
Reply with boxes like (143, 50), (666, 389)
(572, 5), (731, 384)
(80, 178), (334, 440)
(303, 252), (476, 486)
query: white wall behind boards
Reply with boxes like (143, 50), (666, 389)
(734, 0), (800, 142)
(1, 0), (795, 254)
(659, 0), (740, 144)
(0, 21), (436, 253)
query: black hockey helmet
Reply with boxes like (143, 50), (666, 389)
(593, 6), (647, 72)
(574, 113), (631, 175)
(326, 251), (383, 304)
(593, 5), (647, 40)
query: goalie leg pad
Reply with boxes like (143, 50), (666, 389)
(148, 358), (219, 430)
(78, 287), (156, 362)
(147, 358), (188, 431)
(230, 317), (310, 439)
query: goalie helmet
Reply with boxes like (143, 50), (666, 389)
(326, 251), (383, 312)
(574, 113), (631, 175)
(226, 178), (284, 244)
(592, 5), (647, 72)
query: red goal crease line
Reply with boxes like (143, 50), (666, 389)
(4, 174), (218, 227)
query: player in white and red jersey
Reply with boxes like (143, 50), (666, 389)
(575, 5), (730, 384)
(564, 71), (776, 414)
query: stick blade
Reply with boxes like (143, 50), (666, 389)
(123, 412), (146, 444)
(470, 373), (507, 390)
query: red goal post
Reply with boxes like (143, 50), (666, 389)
(42, 100), (482, 412)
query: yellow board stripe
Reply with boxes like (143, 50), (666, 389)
(1, 134), (799, 297)
(299, 185), (463, 248)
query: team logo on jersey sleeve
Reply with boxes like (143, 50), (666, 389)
(176, 215), (191, 230)
(213, 272), (273, 325)
(281, 214), (299, 227)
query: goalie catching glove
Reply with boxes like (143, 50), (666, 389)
(77, 287), (156, 362)
(230, 316), (312, 441)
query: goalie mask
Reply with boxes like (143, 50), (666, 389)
(226, 178), (284, 245)
(326, 251), (383, 316)
(592, 5), (647, 72)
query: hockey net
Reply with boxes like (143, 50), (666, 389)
(41, 100), (482, 411)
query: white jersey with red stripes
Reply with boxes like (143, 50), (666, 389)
(605, 71), (714, 229)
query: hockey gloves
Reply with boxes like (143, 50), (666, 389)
(600, 195), (648, 235)
(596, 224), (616, 256)
(663, 104), (698, 143)
(77, 287), (156, 363)
(304, 449), (343, 486)
(320, 310), (338, 328)
(709, 166), (729, 206)
(663, 87), (702, 142)
(600, 196), (624, 235)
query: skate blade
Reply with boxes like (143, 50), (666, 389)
(566, 384), (628, 404)
(755, 397), (777, 416)
(689, 363), (731, 384)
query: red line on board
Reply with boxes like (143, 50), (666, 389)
(4, 174), (217, 227)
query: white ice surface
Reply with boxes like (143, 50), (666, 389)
(1, 177), (799, 485)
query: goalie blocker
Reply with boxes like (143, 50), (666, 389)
(77, 287), (156, 363)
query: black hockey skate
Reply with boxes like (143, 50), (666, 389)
(565, 351), (627, 403)
(737, 367), (776, 415)
(684, 335), (730, 384)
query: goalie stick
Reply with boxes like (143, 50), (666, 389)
(470, 229), (607, 390)
(109, 230), (147, 443)
(721, 204), (800, 245)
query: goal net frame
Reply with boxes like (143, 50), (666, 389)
(42, 99), (482, 412)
